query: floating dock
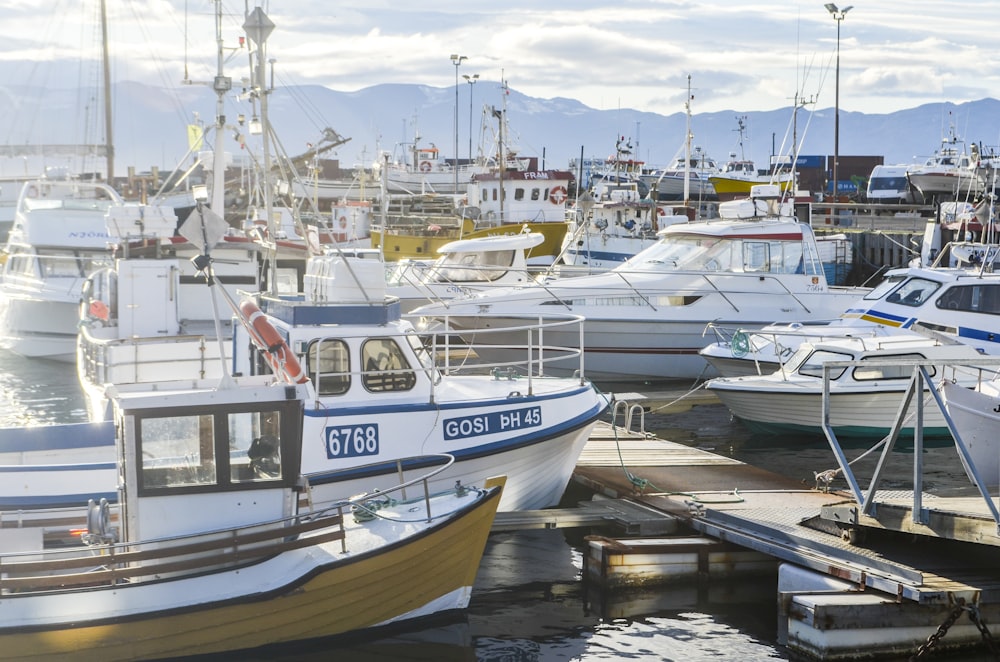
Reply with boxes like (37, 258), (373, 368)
(534, 408), (1000, 661)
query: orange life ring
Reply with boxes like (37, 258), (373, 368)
(239, 300), (308, 384)
(88, 299), (109, 321)
(339, 216), (348, 229)
(419, 161), (432, 173)
(549, 186), (568, 205)
(656, 207), (665, 216)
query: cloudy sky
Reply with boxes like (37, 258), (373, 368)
(0, 0), (997, 120)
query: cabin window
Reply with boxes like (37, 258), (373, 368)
(140, 414), (218, 489)
(853, 354), (935, 381)
(514, 187), (526, 201)
(864, 274), (907, 300)
(135, 401), (301, 494)
(530, 188), (541, 201)
(481, 188), (489, 203)
(229, 410), (284, 482)
(935, 284), (1000, 314)
(885, 277), (940, 307)
(362, 338), (416, 392)
(308, 338), (351, 396)
(796, 349), (852, 379)
(743, 241), (771, 272)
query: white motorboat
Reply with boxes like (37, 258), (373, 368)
(0, 178), (125, 361)
(706, 334), (994, 440)
(387, 229), (545, 313)
(700, 254), (1000, 377)
(412, 185), (868, 381)
(0, 368), (503, 660)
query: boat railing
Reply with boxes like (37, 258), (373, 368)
(819, 356), (1000, 534)
(0, 454), (458, 595)
(78, 327), (229, 387)
(414, 311), (588, 388)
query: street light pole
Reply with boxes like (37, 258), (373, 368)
(450, 54), (467, 194)
(825, 3), (852, 200)
(463, 73), (479, 163)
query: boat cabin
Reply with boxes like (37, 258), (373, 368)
(110, 381), (307, 543)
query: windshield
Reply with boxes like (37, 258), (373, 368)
(863, 274), (907, 300)
(625, 231), (816, 275)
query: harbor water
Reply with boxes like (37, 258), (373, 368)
(1, 353), (991, 661)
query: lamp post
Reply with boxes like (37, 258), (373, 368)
(825, 3), (852, 200)
(450, 54), (467, 194)
(463, 73), (479, 163)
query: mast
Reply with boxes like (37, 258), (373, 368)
(100, 0), (114, 182)
(210, 2), (230, 215)
(498, 77), (509, 225)
(683, 75), (692, 207)
(243, 6), (276, 291)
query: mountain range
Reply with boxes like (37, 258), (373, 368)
(3, 80), (1000, 180)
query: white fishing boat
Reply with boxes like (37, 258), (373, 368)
(231, 253), (606, 511)
(706, 334), (993, 440)
(641, 146), (720, 202)
(0, 369), (503, 661)
(700, 254), (1000, 377)
(412, 185), (868, 381)
(375, 140), (491, 195)
(0, 178), (125, 361)
(906, 128), (984, 204)
(69, 214), (605, 514)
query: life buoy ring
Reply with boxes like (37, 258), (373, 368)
(656, 207), (666, 216)
(419, 161), (432, 173)
(88, 299), (109, 322)
(26, 185), (38, 198)
(239, 300), (308, 384)
(549, 186), (568, 205)
(339, 216), (348, 229)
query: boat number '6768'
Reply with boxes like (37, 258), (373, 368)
(325, 423), (379, 459)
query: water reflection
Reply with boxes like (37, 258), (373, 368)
(0, 350), (88, 427)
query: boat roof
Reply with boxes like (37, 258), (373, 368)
(437, 232), (545, 254)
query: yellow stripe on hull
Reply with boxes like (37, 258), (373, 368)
(0, 487), (501, 661)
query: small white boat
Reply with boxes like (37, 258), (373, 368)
(707, 334), (994, 439)
(0, 178), (125, 361)
(700, 257), (1000, 377)
(387, 229), (545, 313)
(413, 185), (868, 381)
(0, 373), (503, 661)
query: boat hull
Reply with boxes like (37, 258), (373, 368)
(708, 381), (953, 439)
(939, 380), (1000, 485)
(0, 290), (82, 362)
(0, 485), (502, 662)
(300, 382), (605, 511)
